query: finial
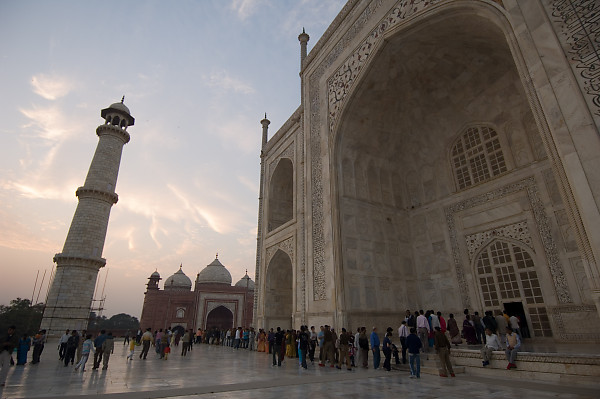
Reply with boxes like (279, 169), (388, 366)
(121, 95), (125, 103)
(179, 263), (182, 270)
(245, 269), (248, 275)
(303, 27), (305, 34)
(216, 252), (218, 259)
(265, 112), (267, 119)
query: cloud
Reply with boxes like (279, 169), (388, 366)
(30, 74), (74, 100)
(19, 105), (71, 142)
(229, 0), (264, 21)
(238, 174), (259, 194)
(204, 70), (255, 95)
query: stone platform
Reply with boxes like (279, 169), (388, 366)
(1, 340), (598, 399)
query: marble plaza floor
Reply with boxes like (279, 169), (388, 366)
(1, 341), (598, 399)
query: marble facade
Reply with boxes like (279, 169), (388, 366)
(254, 0), (600, 342)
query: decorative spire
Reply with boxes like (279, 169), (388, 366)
(179, 263), (182, 270)
(121, 95), (125, 103)
(216, 252), (219, 259)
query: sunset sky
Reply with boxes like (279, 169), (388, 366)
(0, 0), (344, 317)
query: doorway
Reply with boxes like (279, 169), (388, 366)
(503, 301), (530, 338)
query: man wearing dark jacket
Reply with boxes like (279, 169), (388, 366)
(1, 326), (18, 386)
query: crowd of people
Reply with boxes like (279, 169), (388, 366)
(0, 307), (527, 387)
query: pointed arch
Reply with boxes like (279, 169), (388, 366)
(474, 238), (552, 337)
(268, 158), (294, 232)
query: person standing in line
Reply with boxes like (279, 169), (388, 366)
(405, 310), (416, 329)
(336, 328), (352, 371)
(416, 310), (430, 352)
(495, 312), (508, 344)
(433, 327), (455, 377)
(298, 326), (309, 369)
(58, 329), (70, 360)
(358, 327), (369, 368)
(370, 327), (380, 370)
(406, 327), (422, 379)
(31, 329), (46, 364)
(0, 326), (18, 387)
(273, 327), (284, 366)
(398, 320), (409, 364)
(447, 314), (461, 345)
(139, 328), (153, 360)
(309, 326), (317, 363)
(74, 334), (94, 372)
(317, 326), (325, 364)
(473, 311), (484, 344)
(16, 333), (31, 366)
(483, 311), (497, 334)
(249, 328), (256, 351)
(319, 325), (335, 367)
(354, 328), (361, 366)
(101, 332), (114, 370)
(505, 326), (521, 370)
(481, 328), (501, 366)
(382, 331), (393, 371)
(92, 330), (107, 370)
(437, 312), (447, 333)
(63, 330), (79, 366)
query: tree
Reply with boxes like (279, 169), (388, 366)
(88, 313), (139, 332)
(0, 298), (44, 336)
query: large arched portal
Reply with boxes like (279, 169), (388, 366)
(268, 158), (294, 232)
(205, 306), (233, 330)
(334, 9), (548, 326)
(264, 249), (293, 329)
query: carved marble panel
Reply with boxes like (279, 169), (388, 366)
(548, 0), (600, 118)
(465, 221), (532, 260)
(445, 176), (572, 305)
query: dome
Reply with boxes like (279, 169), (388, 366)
(235, 273), (255, 290)
(109, 101), (131, 115)
(164, 266), (192, 290)
(196, 256), (232, 285)
(150, 271), (160, 278)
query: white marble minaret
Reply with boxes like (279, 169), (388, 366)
(41, 99), (134, 336)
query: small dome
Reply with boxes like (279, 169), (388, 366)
(235, 273), (255, 290)
(164, 266), (192, 290)
(196, 256), (232, 285)
(150, 271), (160, 278)
(109, 101), (131, 115)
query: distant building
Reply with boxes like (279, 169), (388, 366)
(140, 255), (254, 334)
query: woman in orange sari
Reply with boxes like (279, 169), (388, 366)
(257, 329), (266, 352)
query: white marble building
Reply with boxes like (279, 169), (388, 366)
(254, 0), (600, 343)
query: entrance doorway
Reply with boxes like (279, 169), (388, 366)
(503, 301), (530, 338)
(205, 306), (234, 330)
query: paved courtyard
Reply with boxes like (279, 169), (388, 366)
(1, 341), (598, 399)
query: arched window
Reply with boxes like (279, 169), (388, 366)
(176, 308), (185, 318)
(112, 116), (121, 126)
(268, 158), (293, 232)
(475, 240), (552, 337)
(451, 125), (507, 190)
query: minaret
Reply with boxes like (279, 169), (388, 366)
(298, 28), (309, 67)
(298, 28), (310, 107)
(41, 99), (134, 336)
(253, 114), (270, 327)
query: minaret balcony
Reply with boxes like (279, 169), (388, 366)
(76, 187), (119, 204)
(96, 124), (131, 144)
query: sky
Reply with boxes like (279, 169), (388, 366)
(0, 0), (345, 318)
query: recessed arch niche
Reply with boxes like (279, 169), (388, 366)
(268, 158), (294, 232)
(332, 8), (545, 321)
(264, 249), (293, 329)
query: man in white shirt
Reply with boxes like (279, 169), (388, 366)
(416, 310), (430, 352)
(58, 330), (70, 360)
(480, 328), (501, 366)
(398, 321), (409, 364)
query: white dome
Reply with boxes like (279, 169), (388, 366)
(196, 257), (232, 285)
(164, 267), (192, 290)
(235, 273), (255, 290)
